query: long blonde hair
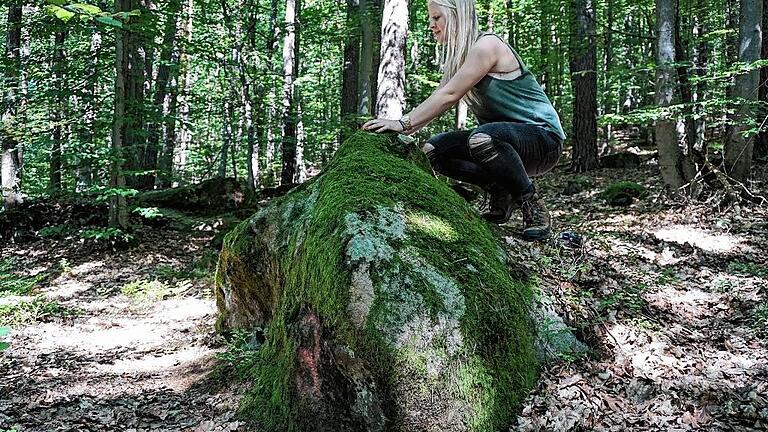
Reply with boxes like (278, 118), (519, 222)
(430, 0), (480, 107)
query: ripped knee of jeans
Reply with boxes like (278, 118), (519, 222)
(422, 142), (437, 163)
(468, 132), (498, 164)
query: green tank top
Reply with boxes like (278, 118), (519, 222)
(471, 34), (566, 141)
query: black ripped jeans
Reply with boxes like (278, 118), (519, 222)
(423, 122), (562, 200)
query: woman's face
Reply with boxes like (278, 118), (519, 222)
(428, 3), (447, 44)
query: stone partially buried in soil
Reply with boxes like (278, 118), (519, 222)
(215, 132), (582, 431)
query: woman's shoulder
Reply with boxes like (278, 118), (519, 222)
(473, 33), (507, 52)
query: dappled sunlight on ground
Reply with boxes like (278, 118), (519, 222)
(0, 228), (244, 431)
(654, 225), (741, 253)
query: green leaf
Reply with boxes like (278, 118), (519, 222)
(0, 342), (9, 351)
(95, 15), (123, 28)
(45, 5), (76, 22)
(0, 327), (9, 337)
(70, 3), (102, 14)
(46, 0), (66, 5)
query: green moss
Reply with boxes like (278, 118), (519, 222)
(601, 180), (648, 203)
(218, 132), (537, 431)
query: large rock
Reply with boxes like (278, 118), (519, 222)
(215, 132), (579, 431)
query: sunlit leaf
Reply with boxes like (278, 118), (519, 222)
(95, 15), (123, 28)
(70, 3), (102, 14)
(0, 327), (9, 337)
(45, 5), (76, 22)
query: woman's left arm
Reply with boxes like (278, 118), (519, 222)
(363, 38), (498, 133)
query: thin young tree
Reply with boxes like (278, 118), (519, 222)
(1, 2), (23, 209)
(341, 0), (361, 139)
(280, 0), (301, 184)
(724, 0), (763, 181)
(50, 29), (67, 192)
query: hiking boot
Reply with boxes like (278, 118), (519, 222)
(481, 183), (516, 224)
(520, 194), (551, 241)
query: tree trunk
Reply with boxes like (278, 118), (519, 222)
(50, 30), (67, 192)
(262, 0), (279, 185)
(603, 0), (614, 144)
(341, 0), (361, 139)
(375, 0), (407, 119)
(280, 0), (301, 184)
(2, 2), (23, 209)
(569, 0), (598, 172)
(148, 0), (179, 188)
(111, 0), (131, 229)
(674, 1), (702, 185)
(219, 96), (234, 178)
(77, 31), (102, 192)
(358, 0), (374, 115)
(724, 0), (763, 181)
(655, 0), (693, 194)
(455, 100), (468, 130)
(692, 0), (707, 154)
(175, 0), (194, 185)
(754, 0), (768, 160)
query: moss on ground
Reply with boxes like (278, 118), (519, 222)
(217, 132), (538, 431)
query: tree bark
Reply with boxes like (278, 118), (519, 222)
(375, 0), (407, 119)
(754, 0), (768, 160)
(148, 0), (179, 189)
(2, 2), (23, 209)
(569, 0), (598, 172)
(111, 0), (132, 229)
(358, 0), (374, 115)
(280, 0), (301, 184)
(724, 0), (763, 181)
(655, 0), (694, 194)
(175, 0), (194, 185)
(341, 0), (361, 139)
(50, 30), (67, 192)
(674, 1), (702, 185)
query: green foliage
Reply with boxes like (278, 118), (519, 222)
(80, 227), (136, 247)
(656, 267), (681, 285)
(0, 259), (46, 296)
(120, 279), (170, 302)
(0, 326), (10, 352)
(601, 181), (648, 204)
(37, 224), (74, 239)
(753, 303), (768, 338)
(727, 261), (768, 277)
(600, 282), (648, 313)
(132, 206), (164, 219)
(216, 329), (262, 375)
(0, 297), (74, 326)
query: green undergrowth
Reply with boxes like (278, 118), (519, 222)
(0, 258), (47, 296)
(601, 180), (648, 204)
(0, 296), (75, 326)
(221, 132), (538, 431)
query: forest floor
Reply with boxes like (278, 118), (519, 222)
(1, 155), (767, 431)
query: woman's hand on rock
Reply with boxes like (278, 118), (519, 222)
(362, 118), (404, 133)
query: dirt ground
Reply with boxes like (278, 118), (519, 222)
(1, 159), (766, 431)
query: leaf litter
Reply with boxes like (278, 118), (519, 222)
(1, 159), (767, 431)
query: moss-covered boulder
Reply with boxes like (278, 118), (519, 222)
(215, 132), (576, 431)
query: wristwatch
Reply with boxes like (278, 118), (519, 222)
(399, 114), (413, 132)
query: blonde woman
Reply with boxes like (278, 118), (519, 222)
(363, 0), (565, 241)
